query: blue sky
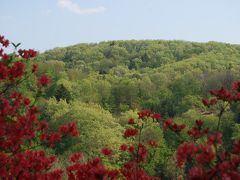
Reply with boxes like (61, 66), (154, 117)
(1, 0), (240, 52)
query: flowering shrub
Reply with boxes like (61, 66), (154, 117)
(0, 35), (79, 179)
(172, 82), (240, 179)
(1, 34), (240, 179)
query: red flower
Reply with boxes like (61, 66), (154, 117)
(188, 128), (202, 139)
(137, 144), (147, 162)
(172, 123), (186, 133)
(176, 143), (198, 167)
(207, 132), (223, 145)
(38, 75), (50, 86)
(196, 120), (203, 127)
(188, 166), (206, 179)
(68, 122), (79, 137)
(137, 110), (161, 121)
(40, 133), (47, 141)
(195, 145), (215, 165)
(107, 169), (119, 179)
(0, 35), (10, 47)
(124, 128), (138, 138)
(23, 97), (31, 106)
(38, 121), (49, 131)
(69, 152), (82, 163)
(18, 49), (37, 59)
(47, 132), (62, 147)
(188, 120), (208, 139)
(9, 61), (25, 79)
(58, 122), (79, 137)
(151, 113), (161, 120)
(32, 64), (38, 73)
(2, 40), (9, 47)
(101, 147), (113, 156)
(163, 119), (173, 129)
(163, 119), (186, 133)
(128, 118), (135, 124)
(148, 139), (157, 147)
(209, 88), (231, 101)
(0, 62), (9, 80)
(59, 125), (68, 135)
(1, 53), (9, 60)
(202, 99), (209, 107)
(120, 144), (128, 151)
(138, 110), (151, 119)
(128, 146), (135, 153)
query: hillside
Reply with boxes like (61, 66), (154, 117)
(37, 40), (240, 70)
(36, 40), (240, 117)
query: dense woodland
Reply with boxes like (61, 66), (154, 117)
(2, 38), (240, 179)
(37, 40), (240, 115)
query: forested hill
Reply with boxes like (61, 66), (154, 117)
(35, 40), (240, 118)
(37, 40), (240, 71)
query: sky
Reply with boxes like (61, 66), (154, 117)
(1, 0), (240, 52)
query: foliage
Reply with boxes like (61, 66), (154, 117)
(2, 35), (240, 179)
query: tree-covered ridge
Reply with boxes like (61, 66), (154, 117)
(37, 40), (240, 70)
(36, 40), (240, 118)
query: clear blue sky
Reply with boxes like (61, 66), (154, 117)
(1, 0), (239, 52)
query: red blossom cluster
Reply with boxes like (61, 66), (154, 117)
(0, 35), (10, 47)
(101, 147), (113, 156)
(69, 152), (82, 163)
(67, 157), (120, 180)
(187, 120), (208, 140)
(32, 64), (38, 73)
(0, 61), (26, 81)
(38, 75), (51, 87)
(207, 132), (223, 145)
(18, 49), (38, 59)
(202, 98), (217, 107)
(98, 109), (161, 179)
(0, 37), (38, 82)
(128, 117), (135, 124)
(177, 143), (216, 171)
(0, 35), (79, 179)
(202, 81), (240, 106)
(59, 122), (79, 137)
(119, 109), (161, 178)
(0, 90), (78, 178)
(177, 141), (240, 179)
(39, 122), (79, 147)
(120, 144), (128, 151)
(0, 92), (39, 152)
(124, 128), (138, 138)
(175, 84), (240, 179)
(176, 143), (198, 167)
(119, 144), (135, 154)
(163, 118), (186, 133)
(128, 145), (135, 153)
(137, 110), (161, 120)
(120, 160), (160, 180)
(0, 150), (63, 179)
(115, 111), (160, 179)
